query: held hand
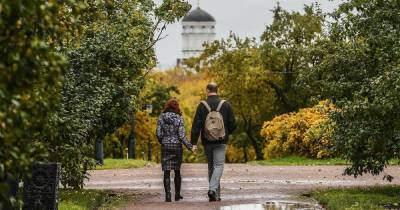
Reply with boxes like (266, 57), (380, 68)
(192, 145), (198, 154)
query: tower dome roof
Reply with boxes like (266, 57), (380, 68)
(182, 7), (215, 22)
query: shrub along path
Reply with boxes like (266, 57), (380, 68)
(84, 164), (400, 209)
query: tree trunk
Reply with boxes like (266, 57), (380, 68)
(112, 142), (119, 158)
(95, 140), (104, 165)
(5, 172), (18, 197)
(246, 131), (263, 160)
(266, 80), (295, 112)
(128, 115), (136, 159)
(95, 126), (106, 165)
(243, 147), (248, 163)
(128, 132), (136, 159)
(244, 118), (264, 160)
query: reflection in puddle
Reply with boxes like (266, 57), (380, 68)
(220, 201), (324, 210)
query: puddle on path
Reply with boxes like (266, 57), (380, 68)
(220, 201), (324, 210)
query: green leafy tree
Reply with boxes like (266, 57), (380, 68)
(188, 4), (327, 160)
(299, 0), (400, 180)
(260, 3), (325, 113)
(0, 0), (88, 207)
(104, 78), (180, 160)
(141, 79), (180, 117)
(190, 35), (278, 160)
(56, 0), (191, 188)
(0, 0), (190, 206)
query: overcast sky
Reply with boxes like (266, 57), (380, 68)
(154, 0), (341, 69)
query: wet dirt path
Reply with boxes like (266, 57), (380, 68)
(84, 164), (400, 210)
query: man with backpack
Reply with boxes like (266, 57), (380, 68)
(191, 83), (236, 202)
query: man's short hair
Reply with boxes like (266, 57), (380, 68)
(206, 83), (218, 93)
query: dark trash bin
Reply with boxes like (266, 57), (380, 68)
(23, 162), (60, 210)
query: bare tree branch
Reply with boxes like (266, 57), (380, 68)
(151, 19), (162, 35)
(141, 68), (155, 79)
(144, 23), (167, 52)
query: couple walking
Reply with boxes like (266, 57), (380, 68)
(156, 83), (236, 202)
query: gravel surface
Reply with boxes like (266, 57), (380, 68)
(84, 163), (400, 210)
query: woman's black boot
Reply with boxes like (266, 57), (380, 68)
(163, 172), (172, 202)
(174, 170), (183, 201)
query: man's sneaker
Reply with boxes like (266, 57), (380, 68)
(208, 190), (217, 202)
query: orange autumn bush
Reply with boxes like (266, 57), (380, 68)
(260, 100), (336, 159)
(225, 145), (256, 163)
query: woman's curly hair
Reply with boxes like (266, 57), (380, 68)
(162, 98), (182, 115)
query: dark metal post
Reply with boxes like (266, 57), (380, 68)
(147, 138), (152, 161)
(145, 105), (153, 162)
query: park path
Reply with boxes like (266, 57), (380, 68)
(84, 164), (400, 210)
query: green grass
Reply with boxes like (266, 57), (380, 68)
(95, 159), (152, 170)
(250, 156), (347, 166)
(389, 159), (400, 165)
(250, 156), (400, 166)
(59, 189), (131, 210)
(310, 186), (400, 210)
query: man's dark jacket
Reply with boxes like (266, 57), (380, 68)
(191, 95), (236, 145)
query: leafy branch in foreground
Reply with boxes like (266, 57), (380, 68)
(55, 0), (191, 188)
(299, 0), (400, 180)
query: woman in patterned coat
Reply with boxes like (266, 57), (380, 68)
(156, 99), (194, 202)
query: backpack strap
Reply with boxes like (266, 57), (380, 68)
(200, 101), (211, 112)
(216, 100), (226, 112)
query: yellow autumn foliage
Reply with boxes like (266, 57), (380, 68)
(151, 67), (209, 129)
(151, 68), (210, 162)
(133, 111), (161, 162)
(225, 145), (256, 163)
(150, 67), (264, 163)
(260, 100), (336, 159)
(104, 110), (161, 161)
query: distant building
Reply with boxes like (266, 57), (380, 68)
(177, 6), (216, 66)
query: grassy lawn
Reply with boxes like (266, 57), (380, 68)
(250, 156), (347, 166)
(310, 186), (400, 210)
(59, 189), (132, 210)
(250, 156), (400, 166)
(95, 159), (152, 170)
